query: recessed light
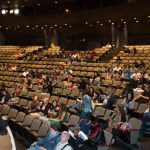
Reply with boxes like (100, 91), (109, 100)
(37, 3), (40, 6)
(134, 17), (137, 19)
(97, 21), (99, 24)
(89, 24), (92, 27)
(100, 24), (103, 26)
(136, 20), (139, 23)
(65, 24), (67, 26)
(55, 24), (58, 26)
(108, 20), (111, 23)
(124, 22), (126, 24)
(85, 21), (88, 24)
(54, 1), (58, 4)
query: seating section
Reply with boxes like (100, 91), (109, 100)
(0, 45), (149, 149)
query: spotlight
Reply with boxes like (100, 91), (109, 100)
(10, 9), (13, 14)
(1, 9), (7, 15)
(14, 9), (19, 15)
(65, 8), (69, 13)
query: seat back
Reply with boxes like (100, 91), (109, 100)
(30, 119), (41, 131)
(1, 105), (10, 115)
(104, 130), (113, 146)
(37, 123), (49, 136)
(16, 112), (26, 122)
(128, 117), (142, 130)
(94, 107), (106, 117)
(68, 115), (79, 126)
(23, 115), (34, 126)
(8, 109), (18, 119)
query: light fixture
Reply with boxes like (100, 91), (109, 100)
(112, 22), (114, 25)
(108, 20), (111, 23)
(89, 24), (92, 27)
(1, 9), (7, 15)
(124, 22), (126, 24)
(97, 21), (99, 24)
(85, 21), (88, 24)
(54, 1), (58, 4)
(54, 24), (58, 27)
(100, 24), (103, 26)
(10, 9), (13, 14)
(65, 24), (67, 26)
(65, 8), (69, 13)
(134, 17), (137, 20)
(136, 20), (139, 23)
(14, 9), (19, 15)
(37, 3), (40, 6)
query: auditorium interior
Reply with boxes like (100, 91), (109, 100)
(0, 0), (150, 150)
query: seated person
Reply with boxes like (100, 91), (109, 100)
(134, 83), (150, 103)
(55, 131), (73, 150)
(48, 100), (59, 118)
(29, 95), (40, 113)
(79, 117), (91, 135)
(0, 91), (11, 104)
(7, 93), (19, 107)
(27, 127), (60, 150)
(39, 97), (51, 116)
(68, 124), (88, 150)
(103, 87), (116, 109)
(140, 106), (150, 136)
(49, 103), (67, 128)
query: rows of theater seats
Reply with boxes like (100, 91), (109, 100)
(111, 45), (150, 70)
(0, 45), (149, 148)
(0, 101), (143, 148)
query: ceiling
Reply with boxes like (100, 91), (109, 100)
(0, 0), (150, 45)
(0, 0), (134, 16)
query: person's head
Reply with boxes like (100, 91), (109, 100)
(70, 124), (80, 136)
(3, 90), (8, 96)
(33, 95), (38, 101)
(52, 100), (58, 107)
(43, 97), (49, 104)
(144, 84), (150, 92)
(60, 131), (70, 143)
(109, 87), (115, 94)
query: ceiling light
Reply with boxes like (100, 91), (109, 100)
(108, 20), (111, 23)
(112, 23), (114, 25)
(100, 24), (103, 26)
(65, 8), (69, 13)
(54, 1), (58, 4)
(55, 24), (58, 26)
(97, 21), (99, 24)
(65, 24), (67, 26)
(10, 9), (13, 14)
(124, 22), (126, 24)
(134, 17), (137, 19)
(37, 3), (40, 6)
(14, 9), (19, 15)
(85, 21), (88, 24)
(26, 25), (29, 28)
(0, 26), (2, 28)
(1, 9), (7, 15)
(35, 25), (38, 27)
(136, 20), (139, 23)
(89, 24), (92, 27)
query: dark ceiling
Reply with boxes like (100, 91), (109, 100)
(0, 0), (134, 16)
(0, 0), (150, 45)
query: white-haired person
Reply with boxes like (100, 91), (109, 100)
(54, 131), (73, 150)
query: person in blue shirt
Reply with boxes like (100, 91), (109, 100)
(27, 127), (60, 150)
(78, 94), (93, 119)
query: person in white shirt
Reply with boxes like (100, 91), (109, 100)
(55, 131), (72, 150)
